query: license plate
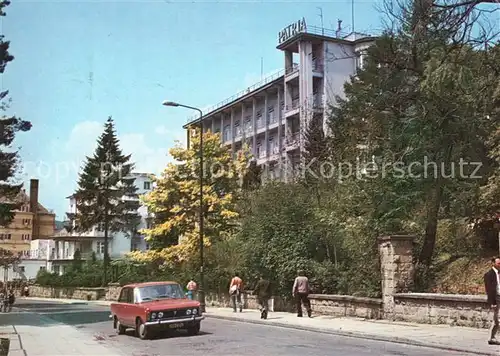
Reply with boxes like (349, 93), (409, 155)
(169, 323), (184, 329)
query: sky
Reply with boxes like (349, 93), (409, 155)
(2, 0), (383, 220)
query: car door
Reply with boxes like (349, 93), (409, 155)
(117, 287), (132, 326)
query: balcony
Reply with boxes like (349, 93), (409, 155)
(285, 98), (300, 117)
(285, 132), (300, 149)
(285, 63), (299, 76)
(50, 250), (96, 261)
(312, 94), (324, 111)
(257, 149), (267, 159)
(234, 127), (242, 140)
(312, 60), (324, 74)
(256, 119), (265, 130)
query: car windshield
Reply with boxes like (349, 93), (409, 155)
(138, 283), (185, 302)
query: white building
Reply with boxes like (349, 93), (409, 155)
(184, 19), (375, 180)
(44, 173), (153, 275)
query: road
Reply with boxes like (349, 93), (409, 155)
(11, 299), (475, 356)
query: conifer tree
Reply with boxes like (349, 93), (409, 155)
(302, 115), (329, 202)
(73, 117), (140, 285)
(0, 0), (31, 226)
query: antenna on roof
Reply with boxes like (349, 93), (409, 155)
(317, 7), (324, 35)
(352, 0), (355, 36)
(261, 57), (264, 81)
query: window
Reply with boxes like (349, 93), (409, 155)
(22, 219), (31, 226)
(144, 181), (151, 190)
(118, 287), (133, 303)
(138, 283), (185, 302)
(22, 234), (30, 241)
(131, 243), (138, 251)
(40, 266), (46, 271)
(19, 266), (25, 272)
(0, 233), (11, 240)
(223, 124), (231, 142)
(96, 242), (105, 254)
(234, 121), (241, 137)
(97, 223), (105, 231)
(268, 107), (275, 123)
(245, 117), (252, 132)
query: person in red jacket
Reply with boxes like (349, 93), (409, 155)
(484, 257), (500, 345)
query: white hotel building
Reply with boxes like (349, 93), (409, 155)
(184, 19), (375, 180)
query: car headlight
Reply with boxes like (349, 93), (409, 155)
(151, 312), (157, 320)
(192, 309), (198, 315)
(186, 309), (192, 315)
(158, 312), (164, 318)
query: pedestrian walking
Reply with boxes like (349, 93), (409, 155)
(1, 290), (8, 313)
(7, 290), (15, 312)
(484, 256), (500, 345)
(229, 273), (243, 312)
(292, 270), (312, 318)
(186, 280), (197, 300)
(253, 275), (272, 319)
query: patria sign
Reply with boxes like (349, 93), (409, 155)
(278, 18), (306, 44)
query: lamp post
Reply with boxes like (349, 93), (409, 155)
(162, 100), (205, 313)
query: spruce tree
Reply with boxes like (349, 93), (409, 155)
(0, 0), (31, 226)
(73, 117), (140, 285)
(302, 115), (328, 202)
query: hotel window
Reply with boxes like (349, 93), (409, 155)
(0, 233), (11, 240)
(22, 234), (31, 241)
(223, 125), (231, 142)
(96, 242), (105, 254)
(256, 110), (263, 128)
(234, 121), (241, 137)
(244, 116), (252, 132)
(268, 107), (275, 123)
(144, 181), (151, 190)
(22, 219), (31, 226)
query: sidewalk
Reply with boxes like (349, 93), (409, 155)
(205, 308), (500, 356)
(18, 297), (500, 355)
(0, 310), (123, 356)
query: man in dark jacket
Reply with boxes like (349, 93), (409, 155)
(484, 256), (500, 345)
(253, 276), (272, 319)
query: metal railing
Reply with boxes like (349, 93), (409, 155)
(285, 98), (300, 112)
(188, 69), (285, 123)
(286, 132), (300, 145)
(312, 61), (324, 72)
(285, 63), (299, 75)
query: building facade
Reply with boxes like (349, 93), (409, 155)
(45, 173), (153, 275)
(184, 20), (374, 181)
(0, 179), (56, 257)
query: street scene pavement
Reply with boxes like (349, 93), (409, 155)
(0, 298), (492, 356)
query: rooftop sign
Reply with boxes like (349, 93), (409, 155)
(278, 18), (306, 44)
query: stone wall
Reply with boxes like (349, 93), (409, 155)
(392, 293), (491, 328)
(309, 294), (383, 319)
(28, 285), (106, 300)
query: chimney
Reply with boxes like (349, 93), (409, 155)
(29, 179), (39, 240)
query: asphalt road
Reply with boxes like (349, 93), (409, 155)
(12, 299), (474, 356)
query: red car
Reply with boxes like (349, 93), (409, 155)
(109, 281), (204, 339)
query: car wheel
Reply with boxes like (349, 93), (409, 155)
(187, 323), (200, 336)
(116, 319), (126, 335)
(136, 318), (150, 340)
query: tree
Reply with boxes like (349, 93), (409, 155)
(0, 0), (31, 226)
(328, 0), (500, 269)
(128, 129), (249, 266)
(0, 247), (19, 282)
(73, 117), (140, 285)
(302, 115), (330, 203)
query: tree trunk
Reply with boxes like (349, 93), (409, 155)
(418, 181), (444, 267)
(103, 210), (109, 287)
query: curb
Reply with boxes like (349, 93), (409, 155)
(205, 313), (499, 356)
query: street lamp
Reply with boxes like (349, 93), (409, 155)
(162, 100), (206, 313)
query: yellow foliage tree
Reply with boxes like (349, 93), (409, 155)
(128, 128), (250, 266)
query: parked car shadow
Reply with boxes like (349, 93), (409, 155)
(122, 328), (212, 340)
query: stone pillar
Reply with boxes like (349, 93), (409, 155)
(377, 235), (415, 319)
